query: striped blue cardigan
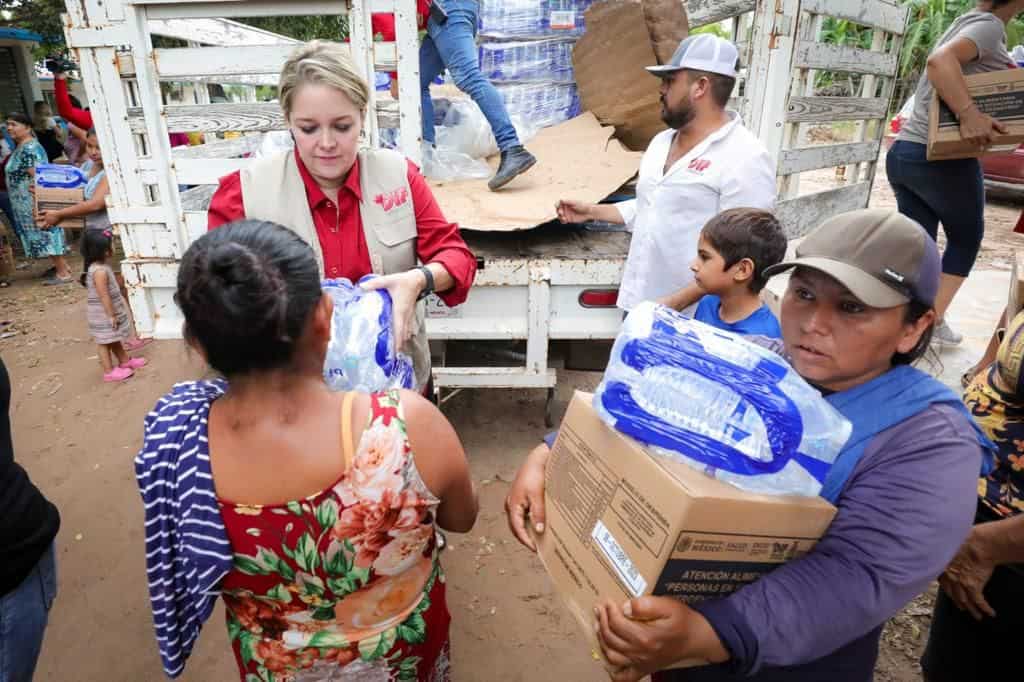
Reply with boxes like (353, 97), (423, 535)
(134, 380), (232, 678)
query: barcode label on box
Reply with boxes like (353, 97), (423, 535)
(550, 10), (575, 29)
(592, 520), (647, 597)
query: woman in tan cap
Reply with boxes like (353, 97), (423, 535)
(506, 208), (995, 682)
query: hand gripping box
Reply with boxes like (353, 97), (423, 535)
(928, 68), (1024, 160)
(535, 392), (837, 667)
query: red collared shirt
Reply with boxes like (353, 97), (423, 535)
(207, 152), (476, 306)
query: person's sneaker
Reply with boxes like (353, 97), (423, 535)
(103, 366), (134, 382)
(488, 145), (537, 191)
(932, 319), (963, 348)
(120, 357), (148, 370)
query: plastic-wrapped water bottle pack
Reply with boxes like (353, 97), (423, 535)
(594, 302), (852, 497)
(496, 82), (581, 129)
(479, 0), (594, 39)
(478, 38), (577, 83)
(36, 164), (87, 189)
(322, 277), (415, 393)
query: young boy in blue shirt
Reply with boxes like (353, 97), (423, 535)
(669, 208), (787, 338)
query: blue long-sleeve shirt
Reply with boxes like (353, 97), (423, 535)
(656, 401), (981, 681)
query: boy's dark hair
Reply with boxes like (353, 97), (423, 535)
(701, 208), (787, 293)
(79, 229), (113, 287)
(175, 220), (322, 377)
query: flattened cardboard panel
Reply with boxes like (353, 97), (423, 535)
(574, 0), (666, 151)
(643, 0), (690, 65)
(427, 112), (641, 232)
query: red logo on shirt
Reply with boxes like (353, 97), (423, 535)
(688, 158), (711, 173)
(373, 188), (409, 212)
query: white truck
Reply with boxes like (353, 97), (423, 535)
(62, 0), (908, 423)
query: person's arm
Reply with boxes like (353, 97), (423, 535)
(405, 160), (475, 306)
(52, 75), (93, 130)
(556, 199), (629, 226)
(361, 161), (477, 347)
(505, 442), (552, 551)
(68, 123), (88, 143)
(92, 267), (119, 326)
(401, 388), (478, 533)
(206, 171), (246, 229)
(658, 283), (704, 312)
(40, 175), (108, 226)
(939, 511), (1024, 620)
(690, 405), (980, 674)
(927, 33), (1009, 146)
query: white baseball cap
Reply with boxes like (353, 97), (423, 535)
(646, 34), (739, 78)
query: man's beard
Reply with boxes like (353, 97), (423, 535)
(661, 97), (695, 130)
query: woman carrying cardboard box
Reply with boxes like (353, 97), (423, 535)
(506, 209), (994, 682)
(887, 0), (1024, 348)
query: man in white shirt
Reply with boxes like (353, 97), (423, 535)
(557, 34), (777, 312)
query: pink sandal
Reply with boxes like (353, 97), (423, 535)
(104, 366), (134, 382)
(120, 358), (148, 370)
(124, 338), (153, 351)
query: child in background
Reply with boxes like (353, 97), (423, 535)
(40, 128), (151, 350)
(80, 229), (147, 382)
(686, 208), (787, 338)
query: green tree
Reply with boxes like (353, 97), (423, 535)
(0, 0), (68, 55)
(236, 16), (349, 42)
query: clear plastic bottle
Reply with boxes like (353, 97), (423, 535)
(322, 278), (415, 393)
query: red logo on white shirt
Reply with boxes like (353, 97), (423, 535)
(688, 158), (711, 173)
(373, 188), (409, 212)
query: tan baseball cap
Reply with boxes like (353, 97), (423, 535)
(763, 208), (940, 308)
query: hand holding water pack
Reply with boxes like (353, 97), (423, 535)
(594, 302), (852, 497)
(322, 277), (415, 393)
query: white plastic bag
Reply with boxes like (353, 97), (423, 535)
(419, 143), (492, 183)
(434, 99), (540, 160)
(255, 130), (294, 158)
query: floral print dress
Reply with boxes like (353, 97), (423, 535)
(3, 139), (65, 259)
(219, 391), (451, 682)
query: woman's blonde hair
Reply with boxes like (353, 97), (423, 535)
(278, 40), (370, 120)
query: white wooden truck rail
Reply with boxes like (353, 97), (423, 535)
(63, 0), (908, 407)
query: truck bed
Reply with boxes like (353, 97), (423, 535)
(462, 222), (631, 262)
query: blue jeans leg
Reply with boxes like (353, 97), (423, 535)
(0, 543), (57, 682)
(419, 34), (447, 145)
(426, 0), (520, 151)
(886, 140), (985, 278)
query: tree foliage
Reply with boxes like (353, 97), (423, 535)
(0, 0), (69, 55)
(236, 16), (348, 42)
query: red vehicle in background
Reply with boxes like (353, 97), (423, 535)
(887, 96), (1024, 201)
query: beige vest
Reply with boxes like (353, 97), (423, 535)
(240, 149), (430, 388)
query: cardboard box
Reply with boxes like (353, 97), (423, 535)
(928, 68), (1024, 160)
(537, 392), (837, 667)
(34, 186), (85, 230)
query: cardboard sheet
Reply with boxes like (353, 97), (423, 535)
(573, 0), (667, 151)
(643, 0), (689, 65)
(427, 112), (642, 232)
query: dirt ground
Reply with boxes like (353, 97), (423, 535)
(4, 154), (1022, 681)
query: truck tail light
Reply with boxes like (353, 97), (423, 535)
(578, 289), (619, 308)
